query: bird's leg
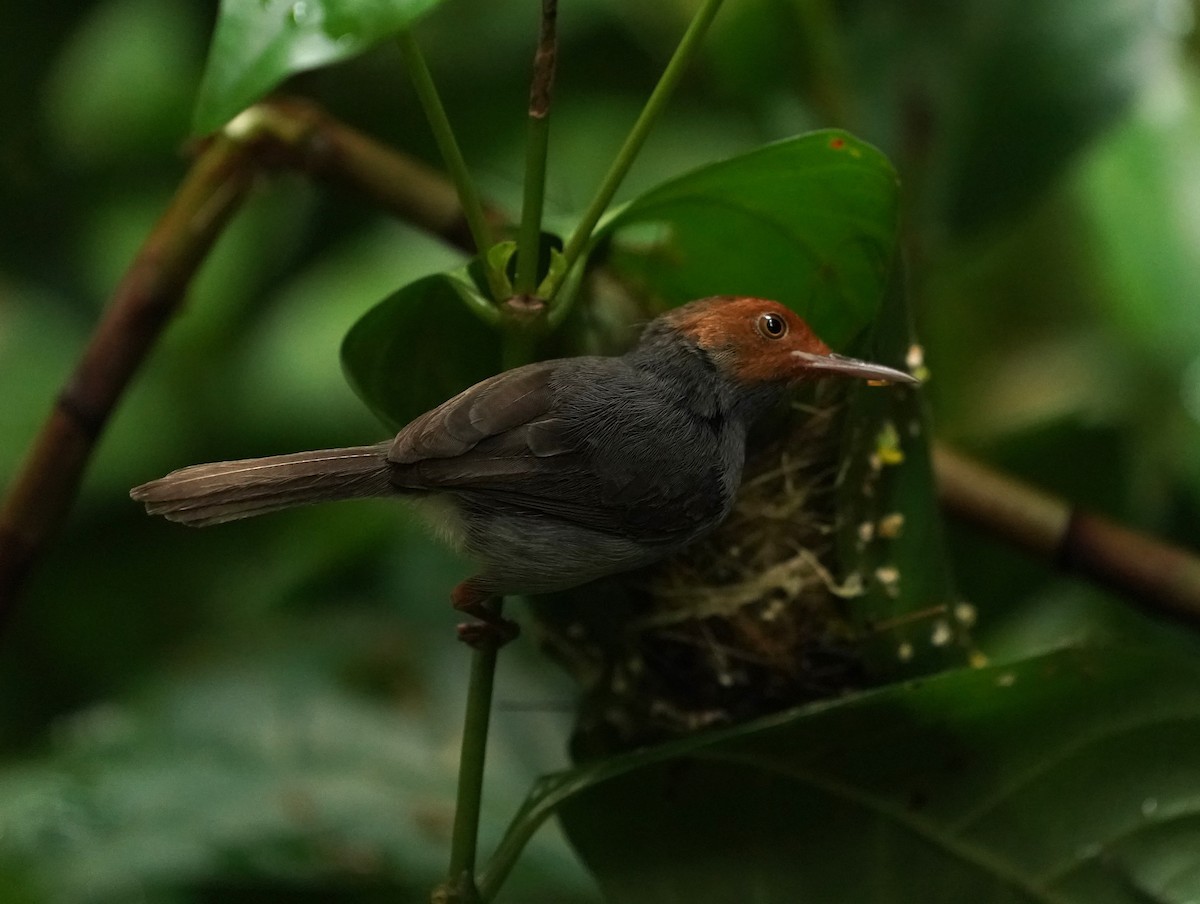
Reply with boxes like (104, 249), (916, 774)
(451, 578), (519, 648)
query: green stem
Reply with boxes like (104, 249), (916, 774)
(515, 0), (558, 296)
(397, 29), (507, 302)
(515, 115), (550, 296)
(441, 599), (504, 902)
(542, 0), (727, 300)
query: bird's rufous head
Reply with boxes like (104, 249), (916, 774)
(664, 296), (918, 386)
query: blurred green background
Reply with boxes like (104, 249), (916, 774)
(2, 0), (1200, 900)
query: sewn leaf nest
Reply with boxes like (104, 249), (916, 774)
(530, 385), (870, 756)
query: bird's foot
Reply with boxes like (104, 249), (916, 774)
(456, 617), (520, 649)
(451, 579), (519, 649)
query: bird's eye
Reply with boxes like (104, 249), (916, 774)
(757, 312), (788, 339)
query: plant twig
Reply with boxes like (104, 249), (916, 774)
(542, 0), (727, 301)
(514, 0), (558, 296)
(397, 29), (507, 301)
(933, 443), (1200, 626)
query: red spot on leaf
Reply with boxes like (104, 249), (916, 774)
(829, 137), (846, 150)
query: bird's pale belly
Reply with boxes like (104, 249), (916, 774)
(453, 495), (723, 595)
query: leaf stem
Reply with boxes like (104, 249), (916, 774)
(397, 29), (507, 301)
(542, 0), (727, 300)
(515, 0), (558, 296)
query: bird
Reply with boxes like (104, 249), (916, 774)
(131, 295), (917, 645)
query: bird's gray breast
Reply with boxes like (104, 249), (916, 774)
(543, 360), (740, 540)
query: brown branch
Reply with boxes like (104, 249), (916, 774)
(933, 443), (1200, 627)
(0, 99), (511, 620)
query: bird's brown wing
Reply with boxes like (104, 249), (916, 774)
(386, 358), (727, 543)
(389, 360), (573, 468)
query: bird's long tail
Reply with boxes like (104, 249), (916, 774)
(130, 442), (394, 527)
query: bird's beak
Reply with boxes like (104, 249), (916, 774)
(791, 351), (919, 385)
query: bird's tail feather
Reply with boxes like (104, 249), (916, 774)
(130, 443), (393, 526)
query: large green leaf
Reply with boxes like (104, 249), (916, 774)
(597, 129), (899, 349)
(193, 0), (442, 134)
(341, 272), (501, 429)
(488, 645), (1200, 903)
(836, 261), (962, 677)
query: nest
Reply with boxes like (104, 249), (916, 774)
(532, 386), (872, 756)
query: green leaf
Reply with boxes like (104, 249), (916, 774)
(597, 130), (899, 348)
(491, 645), (1200, 904)
(486, 241), (518, 299)
(836, 261), (962, 677)
(193, 0), (442, 135)
(341, 272), (501, 429)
